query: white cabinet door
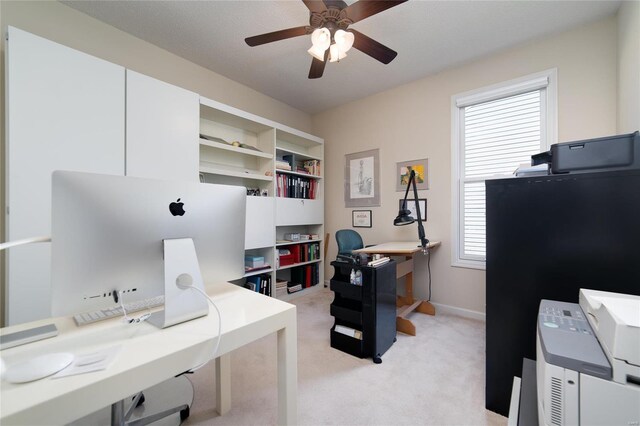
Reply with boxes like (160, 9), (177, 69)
(126, 70), (199, 181)
(5, 27), (125, 325)
(275, 198), (323, 226)
(246, 197), (274, 249)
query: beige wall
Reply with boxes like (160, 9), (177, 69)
(313, 17), (618, 315)
(617, 0), (640, 133)
(0, 1), (313, 325)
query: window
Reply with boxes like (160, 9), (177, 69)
(451, 70), (557, 269)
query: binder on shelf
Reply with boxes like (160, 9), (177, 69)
(275, 173), (318, 199)
(245, 275), (260, 292)
(245, 273), (271, 295)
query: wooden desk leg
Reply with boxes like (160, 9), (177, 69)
(215, 354), (231, 416)
(416, 300), (436, 315)
(396, 255), (436, 335)
(277, 313), (298, 426)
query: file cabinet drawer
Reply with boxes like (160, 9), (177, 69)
(330, 303), (363, 326)
(330, 326), (364, 358)
(275, 198), (323, 226)
(330, 280), (363, 301)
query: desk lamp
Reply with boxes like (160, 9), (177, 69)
(394, 169), (429, 252)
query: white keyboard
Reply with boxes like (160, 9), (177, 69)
(73, 295), (165, 326)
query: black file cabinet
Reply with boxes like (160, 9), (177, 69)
(485, 170), (640, 416)
(329, 260), (397, 364)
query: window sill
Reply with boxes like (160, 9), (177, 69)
(452, 259), (486, 271)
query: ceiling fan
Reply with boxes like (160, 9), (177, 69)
(245, 0), (408, 79)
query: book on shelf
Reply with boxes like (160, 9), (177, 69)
(303, 159), (321, 176)
(289, 263), (320, 288)
(245, 273), (271, 296)
(245, 264), (271, 273)
(275, 160), (291, 171)
(200, 134), (228, 145)
(275, 174), (318, 199)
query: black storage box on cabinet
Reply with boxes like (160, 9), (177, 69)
(329, 260), (397, 364)
(531, 131), (639, 174)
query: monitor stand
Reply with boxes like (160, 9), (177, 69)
(147, 238), (209, 329)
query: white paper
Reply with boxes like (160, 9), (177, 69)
(53, 345), (122, 378)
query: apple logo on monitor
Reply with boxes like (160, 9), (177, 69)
(169, 198), (185, 216)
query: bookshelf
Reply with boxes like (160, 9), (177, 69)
(199, 96), (324, 300)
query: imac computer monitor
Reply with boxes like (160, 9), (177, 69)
(50, 171), (246, 319)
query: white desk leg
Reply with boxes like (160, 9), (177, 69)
(215, 354), (231, 416)
(277, 317), (298, 426)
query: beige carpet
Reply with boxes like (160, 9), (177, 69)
(184, 287), (507, 426)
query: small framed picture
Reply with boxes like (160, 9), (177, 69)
(352, 210), (372, 228)
(396, 158), (429, 191)
(399, 198), (427, 222)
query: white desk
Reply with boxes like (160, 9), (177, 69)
(0, 281), (297, 425)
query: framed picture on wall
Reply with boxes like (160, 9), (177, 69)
(396, 158), (429, 191)
(399, 198), (427, 222)
(352, 210), (372, 228)
(345, 149), (380, 207)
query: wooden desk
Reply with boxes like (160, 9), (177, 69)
(354, 241), (441, 336)
(0, 281), (297, 425)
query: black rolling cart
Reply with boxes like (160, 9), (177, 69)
(329, 260), (397, 364)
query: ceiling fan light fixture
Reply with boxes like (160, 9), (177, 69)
(308, 45), (327, 61)
(334, 29), (354, 53)
(311, 27), (331, 48)
(329, 44), (347, 62)
(308, 27), (331, 61)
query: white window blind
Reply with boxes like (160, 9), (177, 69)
(452, 70), (557, 269)
(461, 90), (542, 260)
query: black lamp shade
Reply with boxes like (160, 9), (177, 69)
(394, 209), (415, 226)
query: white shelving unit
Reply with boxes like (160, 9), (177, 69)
(198, 96), (324, 300)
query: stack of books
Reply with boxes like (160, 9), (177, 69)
(303, 160), (321, 176)
(275, 279), (288, 298)
(275, 159), (291, 171)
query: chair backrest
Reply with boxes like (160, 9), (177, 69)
(335, 229), (364, 256)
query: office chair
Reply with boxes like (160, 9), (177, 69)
(335, 229), (365, 256)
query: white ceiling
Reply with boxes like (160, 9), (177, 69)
(62, 0), (621, 114)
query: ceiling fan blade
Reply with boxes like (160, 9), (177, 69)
(350, 29), (397, 64)
(308, 50), (329, 79)
(245, 26), (309, 47)
(343, 0), (407, 24)
(302, 0), (327, 13)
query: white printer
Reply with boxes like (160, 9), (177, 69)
(536, 289), (640, 426)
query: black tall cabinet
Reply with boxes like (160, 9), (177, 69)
(485, 169), (640, 416)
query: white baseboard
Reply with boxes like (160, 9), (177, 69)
(322, 279), (485, 321)
(431, 302), (486, 322)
